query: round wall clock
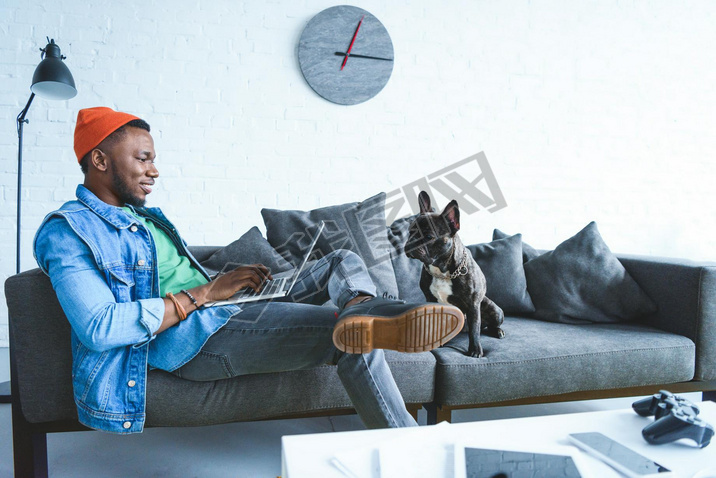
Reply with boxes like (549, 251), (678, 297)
(298, 5), (394, 105)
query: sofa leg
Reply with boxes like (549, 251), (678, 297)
(436, 406), (452, 424)
(703, 390), (716, 403)
(12, 400), (48, 477)
(425, 403), (437, 425)
(406, 404), (420, 422)
(12, 431), (48, 478)
(12, 417), (48, 478)
(424, 403), (453, 425)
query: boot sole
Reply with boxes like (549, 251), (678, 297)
(333, 304), (464, 354)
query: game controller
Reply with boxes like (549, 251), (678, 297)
(642, 406), (715, 448)
(632, 390), (700, 418)
(632, 390), (714, 448)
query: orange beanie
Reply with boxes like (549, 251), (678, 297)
(74, 107), (141, 162)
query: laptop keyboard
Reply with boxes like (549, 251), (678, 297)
(237, 277), (286, 299)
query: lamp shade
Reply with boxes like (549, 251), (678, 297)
(30, 39), (77, 101)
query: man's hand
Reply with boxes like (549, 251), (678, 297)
(156, 264), (273, 335)
(202, 264), (273, 302)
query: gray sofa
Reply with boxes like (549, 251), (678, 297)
(6, 213), (716, 477)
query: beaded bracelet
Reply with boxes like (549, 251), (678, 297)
(180, 289), (199, 309)
(166, 292), (187, 321)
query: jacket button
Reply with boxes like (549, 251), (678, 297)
(128, 380), (136, 387)
(123, 421), (132, 429)
(130, 225), (138, 232)
(137, 260), (145, 266)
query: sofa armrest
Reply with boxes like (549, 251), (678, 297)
(618, 254), (716, 381)
(5, 268), (77, 423)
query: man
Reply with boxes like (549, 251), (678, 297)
(33, 107), (464, 434)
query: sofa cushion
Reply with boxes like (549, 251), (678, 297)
(261, 192), (400, 298)
(145, 350), (436, 426)
(387, 214), (424, 302)
(432, 316), (695, 407)
(188, 245), (221, 263)
(524, 221), (657, 324)
(493, 228), (541, 263)
(199, 226), (293, 277)
(467, 234), (535, 315)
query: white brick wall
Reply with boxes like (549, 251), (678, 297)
(1, 0), (715, 346)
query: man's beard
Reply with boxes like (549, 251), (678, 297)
(111, 171), (146, 208)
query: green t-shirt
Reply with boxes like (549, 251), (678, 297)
(122, 208), (208, 297)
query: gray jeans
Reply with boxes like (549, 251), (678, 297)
(173, 249), (418, 428)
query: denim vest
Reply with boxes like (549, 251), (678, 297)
(33, 185), (239, 434)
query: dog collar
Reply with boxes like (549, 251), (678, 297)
(424, 249), (470, 280)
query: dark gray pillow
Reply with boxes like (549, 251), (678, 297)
(467, 234), (536, 315)
(200, 226), (293, 277)
(387, 215), (424, 302)
(493, 228), (541, 263)
(261, 193), (400, 298)
(523, 221), (657, 324)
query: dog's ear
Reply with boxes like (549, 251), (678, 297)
(441, 200), (460, 234)
(418, 191), (432, 215)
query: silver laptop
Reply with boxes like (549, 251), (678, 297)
(204, 222), (325, 307)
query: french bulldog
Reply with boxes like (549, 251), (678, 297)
(405, 191), (505, 358)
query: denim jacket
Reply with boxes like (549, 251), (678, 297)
(33, 185), (239, 434)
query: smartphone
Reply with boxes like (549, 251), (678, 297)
(568, 432), (672, 478)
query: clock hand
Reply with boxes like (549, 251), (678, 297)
(334, 52), (393, 62)
(341, 15), (365, 71)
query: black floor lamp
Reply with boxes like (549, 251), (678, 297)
(1, 38), (77, 403)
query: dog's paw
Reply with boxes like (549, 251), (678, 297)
(466, 345), (484, 358)
(481, 326), (506, 339)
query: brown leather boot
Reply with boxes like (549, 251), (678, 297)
(333, 297), (464, 354)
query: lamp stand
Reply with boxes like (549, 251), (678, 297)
(0, 93), (37, 405)
(17, 93), (35, 274)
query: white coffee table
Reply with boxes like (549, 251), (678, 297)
(282, 401), (716, 478)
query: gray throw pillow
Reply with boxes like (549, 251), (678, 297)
(523, 221), (657, 324)
(467, 234), (536, 315)
(493, 228), (541, 263)
(387, 215), (425, 302)
(261, 193), (400, 298)
(200, 226), (293, 277)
